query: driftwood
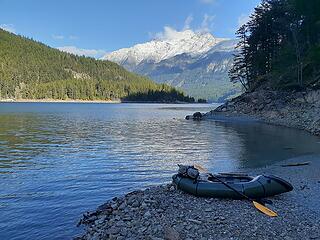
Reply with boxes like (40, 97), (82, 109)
(281, 162), (310, 167)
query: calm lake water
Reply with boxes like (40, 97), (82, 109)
(1, 102), (320, 240)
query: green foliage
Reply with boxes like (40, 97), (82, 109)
(229, 0), (320, 91)
(0, 29), (194, 102)
(182, 81), (241, 102)
(197, 98), (207, 103)
(123, 88), (195, 103)
(150, 64), (241, 102)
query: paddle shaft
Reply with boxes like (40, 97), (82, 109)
(208, 173), (252, 201)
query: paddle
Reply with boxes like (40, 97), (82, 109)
(194, 164), (278, 217)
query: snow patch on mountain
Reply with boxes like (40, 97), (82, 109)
(102, 29), (229, 65)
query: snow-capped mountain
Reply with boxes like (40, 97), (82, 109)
(103, 30), (240, 101)
(103, 29), (227, 64)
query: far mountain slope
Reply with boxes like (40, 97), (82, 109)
(103, 30), (240, 101)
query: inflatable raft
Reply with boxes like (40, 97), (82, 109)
(172, 173), (293, 199)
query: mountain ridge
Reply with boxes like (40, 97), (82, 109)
(103, 29), (228, 65)
(103, 30), (241, 101)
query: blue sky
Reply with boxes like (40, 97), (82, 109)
(0, 0), (260, 58)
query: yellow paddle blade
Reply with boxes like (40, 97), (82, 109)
(194, 164), (208, 173)
(253, 201), (278, 217)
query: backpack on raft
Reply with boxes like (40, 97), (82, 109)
(178, 165), (199, 179)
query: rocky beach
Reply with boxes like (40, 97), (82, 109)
(76, 154), (320, 240)
(207, 89), (320, 136)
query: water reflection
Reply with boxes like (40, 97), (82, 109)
(0, 115), (56, 173)
(212, 120), (320, 168)
(0, 103), (319, 240)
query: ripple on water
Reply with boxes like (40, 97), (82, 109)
(0, 102), (320, 240)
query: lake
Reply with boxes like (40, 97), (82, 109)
(1, 102), (320, 240)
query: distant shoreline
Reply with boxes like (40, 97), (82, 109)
(0, 99), (206, 104)
(0, 98), (121, 104)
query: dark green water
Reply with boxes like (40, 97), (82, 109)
(0, 102), (319, 240)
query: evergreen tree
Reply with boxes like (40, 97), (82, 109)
(229, 0), (320, 91)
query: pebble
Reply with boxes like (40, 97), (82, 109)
(204, 208), (213, 212)
(118, 202), (126, 210)
(122, 216), (132, 221)
(141, 202), (148, 209)
(131, 200), (140, 208)
(139, 227), (148, 233)
(127, 195), (138, 205)
(111, 203), (118, 209)
(187, 219), (202, 224)
(164, 227), (179, 240)
(144, 211), (152, 218)
(185, 225), (192, 230)
(108, 226), (120, 235)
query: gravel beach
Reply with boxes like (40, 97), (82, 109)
(76, 154), (320, 240)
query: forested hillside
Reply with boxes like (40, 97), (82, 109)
(0, 29), (194, 102)
(229, 0), (320, 91)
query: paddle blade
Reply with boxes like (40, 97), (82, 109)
(253, 201), (278, 217)
(194, 164), (208, 173)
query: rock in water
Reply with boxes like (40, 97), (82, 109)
(186, 112), (203, 120)
(193, 112), (202, 120)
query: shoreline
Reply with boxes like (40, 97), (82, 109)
(0, 99), (203, 104)
(0, 98), (121, 104)
(204, 89), (320, 136)
(76, 154), (320, 240)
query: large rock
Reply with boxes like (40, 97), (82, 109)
(185, 112), (204, 120)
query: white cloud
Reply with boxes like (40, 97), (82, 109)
(198, 14), (215, 33)
(199, 0), (216, 4)
(0, 24), (16, 33)
(238, 13), (250, 27)
(150, 14), (215, 40)
(52, 34), (64, 40)
(57, 46), (106, 58)
(183, 14), (193, 30)
(69, 35), (78, 40)
(53, 34), (79, 40)
(153, 26), (190, 40)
